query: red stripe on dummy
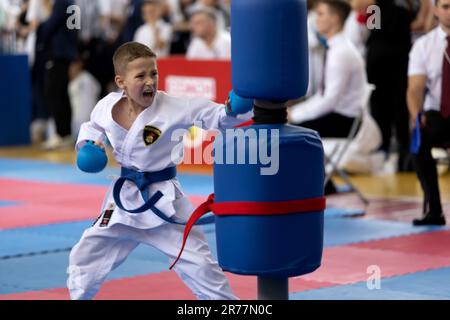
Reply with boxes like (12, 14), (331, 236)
(169, 194), (326, 270)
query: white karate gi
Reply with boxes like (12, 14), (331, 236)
(68, 90), (247, 300)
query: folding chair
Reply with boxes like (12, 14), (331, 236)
(322, 83), (375, 206)
(432, 144), (450, 174)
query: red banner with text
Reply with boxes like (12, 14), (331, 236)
(157, 57), (232, 166)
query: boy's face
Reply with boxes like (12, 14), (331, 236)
(115, 57), (159, 108)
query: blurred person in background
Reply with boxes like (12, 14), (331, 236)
(14, 0), (30, 53)
(344, 6), (370, 57)
(134, 0), (172, 57)
(37, 0), (78, 150)
(186, 8), (230, 59)
(289, 0), (371, 194)
(117, 0), (143, 43)
(96, 0), (130, 94)
(187, 0), (229, 31)
(350, 0), (420, 172)
(68, 57), (101, 140)
(169, 0), (195, 55)
(25, 0), (52, 144)
(73, 0), (102, 79)
(407, 0), (450, 226)
(0, 0), (23, 52)
(411, 0), (433, 42)
(304, 0), (327, 98)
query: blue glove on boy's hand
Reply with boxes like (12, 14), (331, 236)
(77, 140), (108, 173)
(226, 90), (254, 116)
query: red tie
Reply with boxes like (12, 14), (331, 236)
(441, 36), (450, 118)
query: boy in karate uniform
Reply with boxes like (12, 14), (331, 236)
(67, 42), (248, 300)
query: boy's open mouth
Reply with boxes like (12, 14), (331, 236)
(143, 89), (154, 98)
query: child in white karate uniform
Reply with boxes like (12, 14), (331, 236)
(67, 42), (247, 300)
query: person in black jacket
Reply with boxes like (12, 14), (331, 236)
(350, 0), (420, 171)
(37, 0), (78, 149)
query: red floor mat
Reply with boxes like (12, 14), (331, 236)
(0, 178), (207, 229)
(350, 230), (450, 257)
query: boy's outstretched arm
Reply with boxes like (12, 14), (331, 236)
(75, 103), (107, 152)
(185, 90), (254, 131)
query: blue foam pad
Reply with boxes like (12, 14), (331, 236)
(0, 200), (20, 208)
(290, 282), (447, 300)
(0, 158), (116, 185)
(1, 221), (91, 241)
(379, 267), (450, 299)
(176, 173), (213, 196)
(0, 233), (78, 258)
(0, 220), (219, 294)
(291, 267), (450, 300)
(336, 184), (353, 193)
(1, 216), (440, 262)
(0, 158), (214, 196)
(0, 245), (168, 294)
(325, 207), (365, 218)
(323, 218), (446, 247)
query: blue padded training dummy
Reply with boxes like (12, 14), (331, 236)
(212, 0), (324, 278)
(231, 0), (309, 100)
(77, 141), (108, 173)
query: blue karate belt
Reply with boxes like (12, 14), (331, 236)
(112, 167), (214, 225)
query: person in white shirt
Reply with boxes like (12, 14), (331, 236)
(68, 58), (101, 139)
(343, 10), (369, 57)
(186, 8), (230, 60)
(407, 0), (450, 226)
(186, 0), (228, 31)
(305, 2), (327, 98)
(289, 0), (366, 138)
(98, 0), (129, 43)
(133, 0), (172, 57)
(66, 42), (252, 300)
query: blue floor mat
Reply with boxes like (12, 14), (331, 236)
(325, 207), (365, 218)
(1, 216), (442, 259)
(0, 223), (219, 294)
(0, 158), (116, 185)
(323, 217), (445, 247)
(0, 201), (20, 208)
(290, 267), (450, 300)
(0, 246), (169, 294)
(0, 158), (214, 195)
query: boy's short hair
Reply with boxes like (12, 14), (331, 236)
(113, 42), (157, 75)
(316, 0), (351, 27)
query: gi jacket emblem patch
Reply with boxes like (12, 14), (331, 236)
(143, 125), (161, 146)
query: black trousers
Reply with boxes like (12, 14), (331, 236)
(294, 112), (356, 138)
(414, 110), (450, 215)
(368, 59), (410, 154)
(44, 59), (72, 137)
